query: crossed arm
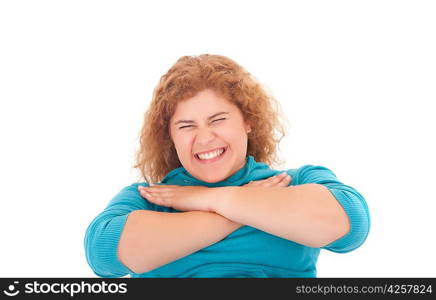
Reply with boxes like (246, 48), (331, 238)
(118, 174), (350, 274)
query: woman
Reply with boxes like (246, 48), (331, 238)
(84, 54), (370, 278)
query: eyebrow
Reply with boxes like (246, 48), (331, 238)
(174, 112), (230, 125)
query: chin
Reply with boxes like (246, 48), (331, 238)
(200, 175), (226, 183)
(197, 171), (230, 183)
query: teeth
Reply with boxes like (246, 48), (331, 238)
(197, 148), (225, 160)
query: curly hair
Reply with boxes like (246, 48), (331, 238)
(133, 54), (289, 184)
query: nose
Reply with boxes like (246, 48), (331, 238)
(195, 126), (217, 145)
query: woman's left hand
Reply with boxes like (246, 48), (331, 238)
(138, 184), (223, 212)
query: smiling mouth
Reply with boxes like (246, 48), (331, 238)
(194, 146), (227, 162)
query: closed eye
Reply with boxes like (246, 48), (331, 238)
(179, 118), (226, 129)
(212, 118), (226, 123)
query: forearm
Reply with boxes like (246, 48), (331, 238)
(117, 209), (241, 274)
(214, 184), (350, 248)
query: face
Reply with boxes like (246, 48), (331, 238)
(169, 89), (251, 183)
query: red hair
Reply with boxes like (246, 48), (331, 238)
(133, 54), (289, 183)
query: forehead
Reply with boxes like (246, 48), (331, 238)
(171, 90), (239, 119)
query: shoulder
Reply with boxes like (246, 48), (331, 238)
(106, 182), (153, 209)
(285, 164), (341, 185)
(120, 182), (149, 192)
(111, 182), (150, 199)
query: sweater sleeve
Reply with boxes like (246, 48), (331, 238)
(84, 183), (158, 277)
(289, 165), (370, 253)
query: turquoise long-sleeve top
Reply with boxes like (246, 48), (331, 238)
(84, 156), (370, 278)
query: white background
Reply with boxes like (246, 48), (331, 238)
(1, 0), (435, 277)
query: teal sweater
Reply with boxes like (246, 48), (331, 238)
(84, 156), (370, 278)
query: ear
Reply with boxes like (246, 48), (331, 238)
(245, 123), (252, 134)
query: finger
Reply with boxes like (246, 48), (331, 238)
(142, 190), (172, 202)
(143, 188), (175, 200)
(139, 189), (153, 200)
(245, 180), (261, 187)
(281, 173), (292, 183)
(145, 192), (162, 205)
(139, 188), (157, 198)
(256, 173), (288, 187)
(139, 188), (151, 197)
(148, 184), (182, 189)
(143, 186), (175, 193)
(277, 172), (292, 182)
(151, 192), (173, 207)
(149, 184), (180, 188)
(268, 172), (287, 183)
(276, 174), (292, 187)
(272, 172), (291, 184)
(141, 190), (170, 206)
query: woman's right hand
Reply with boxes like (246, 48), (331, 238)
(242, 172), (292, 188)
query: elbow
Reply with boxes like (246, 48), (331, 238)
(308, 184), (351, 248)
(117, 210), (156, 275)
(314, 219), (350, 249)
(84, 223), (105, 276)
(332, 203), (351, 241)
(117, 245), (159, 275)
(317, 187), (370, 252)
(326, 215), (350, 247)
(316, 205), (351, 248)
(84, 214), (132, 277)
(117, 243), (150, 275)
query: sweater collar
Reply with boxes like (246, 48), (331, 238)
(161, 155), (268, 187)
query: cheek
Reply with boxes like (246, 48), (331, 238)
(172, 134), (193, 155)
(220, 125), (247, 141)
